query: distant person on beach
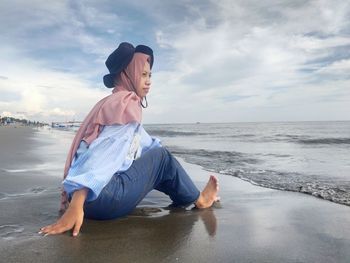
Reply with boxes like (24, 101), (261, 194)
(40, 42), (220, 237)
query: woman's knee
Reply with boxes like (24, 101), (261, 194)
(146, 146), (170, 159)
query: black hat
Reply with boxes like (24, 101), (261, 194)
(103, 42), (154, 88)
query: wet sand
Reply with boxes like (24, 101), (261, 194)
(1, 126), (350, 262)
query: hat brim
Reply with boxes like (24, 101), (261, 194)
(103, 73), (116, 88)
(135, 45), (154, 68)
(103, 51), (134, 88)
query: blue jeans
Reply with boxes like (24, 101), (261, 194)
(83, 147), (200, 220)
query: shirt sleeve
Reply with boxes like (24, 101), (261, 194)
(139, 126), (162, 155)
(62, 123), (138, 202)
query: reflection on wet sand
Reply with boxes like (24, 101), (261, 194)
(130, 204), (218, 237)
(51, 206), (218, 261)
(196, 208), (217, 237)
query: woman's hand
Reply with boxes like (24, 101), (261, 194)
(39, 205), (84, 237)
(40, 188), (88, 237)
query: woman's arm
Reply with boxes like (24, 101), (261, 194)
(140, 126), (162, 155)
(40, 188), (88, 237)
(63, 123), (138, 202)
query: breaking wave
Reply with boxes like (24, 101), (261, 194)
(168, 146), (350, 207)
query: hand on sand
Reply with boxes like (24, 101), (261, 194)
(39, 205), (84, 237)
(195, 175), (220, 209)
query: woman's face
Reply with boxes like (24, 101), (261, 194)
(136, 62), (151, 98)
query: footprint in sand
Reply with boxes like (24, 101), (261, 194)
(29, 187), (46, 194)
(130, 207), (165, 217)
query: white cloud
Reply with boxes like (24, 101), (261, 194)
(146, 0), (350, 122)
(0, 46), (108, 123)
(1, 0), (350, 123)
(316, 59), (350, 75)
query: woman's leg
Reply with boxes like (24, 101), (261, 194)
(84, 147), (200, 220)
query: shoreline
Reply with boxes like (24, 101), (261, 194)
(1, 126), (350, 262)
(200, 166), (350, 208)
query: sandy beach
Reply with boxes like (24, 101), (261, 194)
(1, 126), (350, 263)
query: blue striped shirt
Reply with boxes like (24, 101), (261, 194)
(62, 122), (162, 201)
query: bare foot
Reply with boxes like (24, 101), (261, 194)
(195, 175), (220, 209)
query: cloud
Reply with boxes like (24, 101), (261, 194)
(315, 59), (350, 75)
(144, 0), (350, 122)
(0, 45), (108, 122)
(1, 0), (350, 123)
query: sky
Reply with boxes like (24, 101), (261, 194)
(0, 0), (349, 124)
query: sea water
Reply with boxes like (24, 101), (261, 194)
(145, 121), (350, 206)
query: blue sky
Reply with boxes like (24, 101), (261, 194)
(0, 0), (349, 123)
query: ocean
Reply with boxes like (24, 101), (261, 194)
(145, 121), (350, 206)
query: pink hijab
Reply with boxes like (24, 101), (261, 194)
(60, 53), (150, 212)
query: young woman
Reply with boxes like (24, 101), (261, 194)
(40, 42), (220, 237)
